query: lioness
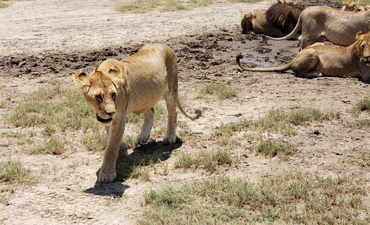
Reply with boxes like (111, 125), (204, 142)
(74, 43), (201, 182)
(342, 0), (365, 11)
(265, 6), (370, 50)
(237, 31), (370, 80)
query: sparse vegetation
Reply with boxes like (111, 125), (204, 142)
(0, 1), (8, 9)
(8, 81), (95, 133)
(82, 132), (108, 151)
(140, 171), (369, 224)
(254, 140), (295, 160)
(353, 97), (370, 115)
(214, 108), (340, 145)
(116, 154), (160, 181)
(115, 0), (226, 13)
(30, 137), (66, 155)
(175, 150), (233, 172)
(200, 82), (237, 100)
(0, 160), (32, 184)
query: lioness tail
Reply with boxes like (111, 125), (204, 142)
(176, 99), (201, 120)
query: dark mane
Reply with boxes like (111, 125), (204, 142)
(265, 0), (305, 34)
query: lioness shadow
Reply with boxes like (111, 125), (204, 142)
(84, 139), (182, 196)
(84, 182), (129, 197)
(115, 139), (183, 181)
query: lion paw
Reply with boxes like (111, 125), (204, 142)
(97, 167), (117, 183)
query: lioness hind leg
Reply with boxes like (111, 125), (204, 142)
(137, 108), (154, 145)
(163, 93), (177, 145)
(290, 48), (320, 78)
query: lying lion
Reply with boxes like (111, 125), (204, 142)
(265, 6), (370, 50)
(342, 0), (365, 11)
(241, 1), (304, 38)
(237, 31), (370, 80)
(74, 43), (201, 182)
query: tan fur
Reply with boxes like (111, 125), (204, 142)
(266, 6), (370, 50)
(74, 43), (200, 182)
(237, 32), (370, 80)
(241, 10), (285, 37)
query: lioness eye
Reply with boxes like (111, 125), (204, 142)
(96, 95), (103, 101)
(112, 93), (116, 100)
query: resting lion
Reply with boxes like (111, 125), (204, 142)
(236, 31), (370, 80)
(265, 6), (370, 50)
(241, 1), (304, 38)
(74, 43), (201, 182)
(342, 0), (365, 11)
(241, 9), (285, 37)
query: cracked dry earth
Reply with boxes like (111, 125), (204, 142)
(0, 0), (369, 224)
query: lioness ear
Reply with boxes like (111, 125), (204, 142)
(108, 65), (127, 86)
(356, 31), (365, 40)
(74, 70), (90, 87)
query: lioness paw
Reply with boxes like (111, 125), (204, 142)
(120, 141), (128, 155)
(97, 168), (117, 183)
(137, 134), (149, 145)
(163, 135), (177, 145)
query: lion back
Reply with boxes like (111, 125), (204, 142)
(265, 1), (305, 34)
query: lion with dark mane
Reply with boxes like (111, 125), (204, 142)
(241, 1), (304, 38)
(265, 1), (305, 34)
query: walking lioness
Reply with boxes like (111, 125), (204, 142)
(74, 43), (201, 182)
(237, 31), (370, 80)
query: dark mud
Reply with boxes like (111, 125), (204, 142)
(0, 0), (343, 82)
(0, 28), (298, 84)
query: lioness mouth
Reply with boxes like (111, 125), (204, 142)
(96, 114), (112, 123)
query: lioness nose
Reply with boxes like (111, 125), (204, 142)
(105, 111), (116, 116)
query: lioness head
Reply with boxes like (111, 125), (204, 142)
(74, 59), (129, 125)
(354, 31), (370, 66)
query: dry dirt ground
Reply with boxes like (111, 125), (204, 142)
(0, 0), (369, 224)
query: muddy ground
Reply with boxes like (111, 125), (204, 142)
(0, 0), (369, 224)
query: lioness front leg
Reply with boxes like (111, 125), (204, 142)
(98, 148), (118, 182)
(98, 118), (126, 182)
(136, 108), (154, 145)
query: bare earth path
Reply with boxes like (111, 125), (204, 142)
(0, 0), (369, 225)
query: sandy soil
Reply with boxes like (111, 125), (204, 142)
(0, 0), (369, 224)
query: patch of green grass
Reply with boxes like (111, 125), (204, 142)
(139, 171), (369, 224)
(254, 140), (295, 160)
(82, 132), (107, 151)
(0, 1), (8, 9)
(30, 137), (65, 155)
(175, 150), (233, 172)
(115, 0), (263, 13)
(353, 97), (370, 115)
(115, 0), (163, 13)
(214, 108), (340, 145)
(0, 160), (32, 184)
(200, 82), (237, 100)
(188, 0), (212, 7)
(230, 0), (261, 2)
(8, 81), (95, 134)
(360, 0), (370, 6)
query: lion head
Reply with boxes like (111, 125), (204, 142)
(74, 59), (130, 125)
(241, 12), (253, 34)
(354, 31), (370, 66)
